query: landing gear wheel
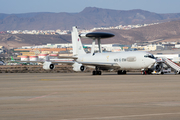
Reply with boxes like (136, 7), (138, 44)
(92, 66), (102, 75)
(117, 70), (122, 75)
(122, 71), (126, 74)
(117, 70), (126, 75)
(92, 71), (102, 75)
(93, 71), (96, 75)
(97, 71), (101, 75)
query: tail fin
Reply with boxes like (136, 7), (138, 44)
(72, 26), (86, 56)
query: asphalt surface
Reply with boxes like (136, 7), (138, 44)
(0, 72), (180, 120)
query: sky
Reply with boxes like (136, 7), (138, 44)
(0, 0), (180, 14)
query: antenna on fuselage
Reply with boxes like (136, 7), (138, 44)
(79, 32), (115, 55)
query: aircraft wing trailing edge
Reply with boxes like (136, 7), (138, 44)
(57, 56), (78, 59)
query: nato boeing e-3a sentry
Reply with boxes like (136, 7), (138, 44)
(43, 26), (157, 75)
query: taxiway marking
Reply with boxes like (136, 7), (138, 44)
(27, 92), (57, 101)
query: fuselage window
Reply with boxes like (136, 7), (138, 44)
(144, 54), (155, 59)
(127, 57), (136, 62)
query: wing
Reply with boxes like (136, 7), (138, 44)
(57, 56), (78, 59)
(19, 60), (75, 64)
(9, 60), (75, 65)
(50, 60), (75, 65)
(79, 61), (120, 70)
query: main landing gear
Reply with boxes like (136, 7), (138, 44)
(117, 70), (126, 75)
(92, 66), (102, 75)
(92, 71), (102, 75)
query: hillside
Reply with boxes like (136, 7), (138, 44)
(92, 20), (180, 44)
(1, 7), (180, 31)
(1, 20), (180, 48)
(0, 34), (71, 48)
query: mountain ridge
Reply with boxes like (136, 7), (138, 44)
(1, 20), (180, 48)
(1, 7), (180, 31)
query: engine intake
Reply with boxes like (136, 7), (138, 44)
(72, 62), (86, 72)
(43, 61), (55, 70)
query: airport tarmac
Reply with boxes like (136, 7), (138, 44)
(0, 72), (180, 120)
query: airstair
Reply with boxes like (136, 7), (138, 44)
(156, 57), (180, 74)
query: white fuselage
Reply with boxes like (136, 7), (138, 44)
(77, 51), (156, 70)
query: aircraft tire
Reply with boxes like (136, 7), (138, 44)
(92, 71), (102, 75)
(122, 71), (126, 74)
(117, 70), (126, 75)
(97, 71), (101, 75)
(92, 71), (96, 75)
(117, 70), (122, 75)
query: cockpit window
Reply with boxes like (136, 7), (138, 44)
(144, 54), (155, 59)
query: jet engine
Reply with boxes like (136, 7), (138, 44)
(43, 61), (55, 70)
(72, 62), (86, 72)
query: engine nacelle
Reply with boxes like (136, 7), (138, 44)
(43, 61), (55, 70)
(72, 62), (86, 72)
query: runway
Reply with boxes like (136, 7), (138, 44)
(0, 72), (180, 120)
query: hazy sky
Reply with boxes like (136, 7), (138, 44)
(0, 0), (180, 14)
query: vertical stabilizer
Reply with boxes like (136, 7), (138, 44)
(72, 26), (86, 56)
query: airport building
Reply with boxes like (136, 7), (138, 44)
(131, 42), (180, 51)
(83, 44), (130, 52)
(12, 42), (180, 63)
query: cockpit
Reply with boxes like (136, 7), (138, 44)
(144, 54), (155, 59)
